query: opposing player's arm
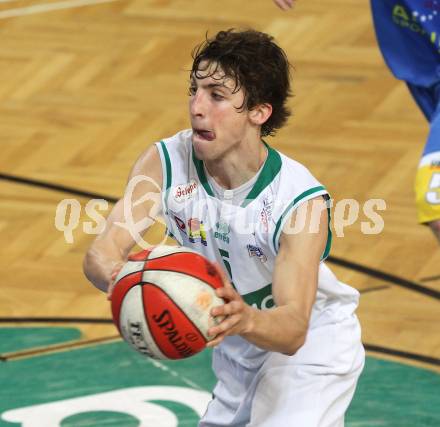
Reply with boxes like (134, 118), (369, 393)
(208, 196), (328, 355)
(83, 145), (163, 293)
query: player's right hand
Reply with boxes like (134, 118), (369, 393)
(207, 263), (256, 347)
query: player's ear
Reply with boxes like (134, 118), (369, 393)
(249, 103), (273, 127)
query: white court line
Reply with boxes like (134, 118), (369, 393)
(0, 0), (120, 19)
(148, 358), (207, 391)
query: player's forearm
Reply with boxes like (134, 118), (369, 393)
(240, 304), (308, 355)
(83, 244), (125, 292)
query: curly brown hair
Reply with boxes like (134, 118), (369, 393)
(191, 29), (292, 137)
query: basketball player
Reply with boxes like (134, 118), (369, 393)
(274, 0), (440, 243)
(83, 29), (364, 426)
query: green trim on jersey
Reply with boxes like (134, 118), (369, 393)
(242, 283), (274, 310)
(158, 141), (173, 240)
(241, 143), (282, 207)
(322, 195), (333, 261)
(272, 186), (329, 256)
(191, 143), (282, 206)
(191, 148), (215, 196)
(218, 248), (233, 282)
(159, 140), (172, 191)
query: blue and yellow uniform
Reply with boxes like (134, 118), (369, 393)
(371, 0), (440, 223)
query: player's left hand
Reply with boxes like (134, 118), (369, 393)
(206, 264), (255, 347)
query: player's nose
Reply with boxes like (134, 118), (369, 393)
(189, 90), (206, 117)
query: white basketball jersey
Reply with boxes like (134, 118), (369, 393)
(155, 129), (360, 369)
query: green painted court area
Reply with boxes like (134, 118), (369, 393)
(0, 328), (439, 426)
(0, 327), (81, 354)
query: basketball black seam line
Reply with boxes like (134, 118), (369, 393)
(115, 253), (202, 283)
(140, 284), (168, 359)
(145, 251), (199, 263)
(117, 264), (220, 291)
(143, 267), (220, 290)
(147, 281), (209, 343)
(140, 282), (208, 358)
(115, 262), (148, 283)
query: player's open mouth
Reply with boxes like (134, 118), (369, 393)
(193, 128), (215, 141)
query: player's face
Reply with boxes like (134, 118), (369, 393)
(189, 61), (253, 161)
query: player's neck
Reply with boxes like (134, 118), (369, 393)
(204, 139), (268, 190)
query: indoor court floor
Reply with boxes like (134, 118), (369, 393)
(0, 0), (439, 426)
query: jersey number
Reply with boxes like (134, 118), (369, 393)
(218, 249), (234, 287)
(426, 173), (440, 205)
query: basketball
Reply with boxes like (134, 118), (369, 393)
(111, 245), (225, 360)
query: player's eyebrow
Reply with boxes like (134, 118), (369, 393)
(190, 77), (232, 92)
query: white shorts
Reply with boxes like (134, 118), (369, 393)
(199, 314), (365, 427)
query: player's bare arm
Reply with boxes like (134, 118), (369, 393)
(83, 145), (163, 293)
(207, 196), (327, 355)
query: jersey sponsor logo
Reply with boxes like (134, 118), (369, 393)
(173, 215), (186, 233)
(214, 221), (230, 244)
(173, 180), (198, 202)
(260, 196), (274, 232)
(188, 218), (207, 246)
(392, 4), (440, 51)
(247, 244), (267, 263)
(152, 309), (198, 358)
(125, 321), (157, 359)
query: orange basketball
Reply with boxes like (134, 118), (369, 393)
(111, 245), (225, 360)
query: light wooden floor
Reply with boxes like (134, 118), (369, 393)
(0, 0), (439, 372)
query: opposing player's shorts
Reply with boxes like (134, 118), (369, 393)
(199, 314), (365, 427)
(407, 83), (440, 223)
(415, 151), (440, 223)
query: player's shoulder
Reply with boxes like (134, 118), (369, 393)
(158, 129), (193, 155)
(127, 130), (192, 191)
(277, 149), (324, 192)
(128, 143), (163, 188)
(152, 129), (193, 190)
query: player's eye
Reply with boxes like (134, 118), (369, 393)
(188, 86), (197, 96)
(212, 92), (224, 100)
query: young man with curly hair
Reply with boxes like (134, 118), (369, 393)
(84, 29), (364, 426)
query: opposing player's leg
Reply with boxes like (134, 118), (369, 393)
(407, 83), (440, 242)
(414, 100), (440, 242)
(415, 147), (440, 243)
(246, 314), (365, 427)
